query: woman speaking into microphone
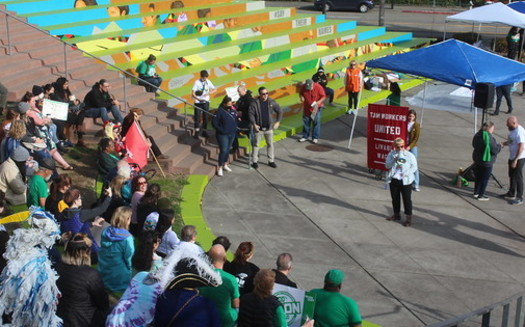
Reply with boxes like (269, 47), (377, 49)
(385, 137), (418, 227)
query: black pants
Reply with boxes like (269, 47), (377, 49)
(347, 91), (359, 109)
(194, 102), (210, 131)
(508, 158), (525, 199)
(148, 136), (162, 156)
(495, 85), (513, 114)
(473, 163), (492, 197)
(389, 178), (413, 215)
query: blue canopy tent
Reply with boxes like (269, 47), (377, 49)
(366, 39), (525, 129)
(508, 1), (525, 14)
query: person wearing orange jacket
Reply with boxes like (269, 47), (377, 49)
(344, 60), (363, 113)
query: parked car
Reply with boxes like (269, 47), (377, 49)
(314, 0), (374, 12)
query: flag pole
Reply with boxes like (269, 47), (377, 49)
(347, 89), (363, 149)
(150, 148), (166, 178)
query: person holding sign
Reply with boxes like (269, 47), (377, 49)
(310, 269), (362, 327)
(299, 79), (326, 144)
(385, 138), (418, 227)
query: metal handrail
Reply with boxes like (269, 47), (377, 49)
(426, 291), (524, 327)
(0, 7), (215, 129)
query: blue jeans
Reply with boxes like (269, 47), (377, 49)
(84, 105), (123, 123)
(139, 76), (163, 92)
(409, 146), (419, 188)
(217, 133), (235, 166)
(474, 164), (492, 197)
(302, 108), (322, 140)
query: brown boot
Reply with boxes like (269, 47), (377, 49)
(387, 214), (401, 221)
(404, 215), (412, 227)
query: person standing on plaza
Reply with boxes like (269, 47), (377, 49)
(501, 116), (525, 205)
(472, 121), (501, 201)
(492, 84), (513, 116)
(299, 79), (326, 144)
(385, 137), (418, 227)
(248, 87), (282, 169)
(344, 60), (363, 113)
(192, 70), (216, 138)
(406, 109), (421, 192)
(212, 96), (238, 176)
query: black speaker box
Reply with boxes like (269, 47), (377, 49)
(474, 83), (495, 108)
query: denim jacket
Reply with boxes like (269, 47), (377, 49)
(385, 149), (418, 186)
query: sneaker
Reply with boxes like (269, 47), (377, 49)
(499, 193), (516, 200)
(251, 162), (259, 169)
(298, 138), (307, 142)
(473, 194), (479, 198)
(413, 188), (420, 192)
(477, 195), (489, 201)
(312, 139), (319, 144)
(268, 162), (277, 168)
(223, 164), (232, 172)
(217, 167), (223, 177)
(511, 198), (523, 205)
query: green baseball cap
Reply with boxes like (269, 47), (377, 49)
(325, 269), (345, 285)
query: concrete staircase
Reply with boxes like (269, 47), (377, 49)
(0, 0), (433, 179)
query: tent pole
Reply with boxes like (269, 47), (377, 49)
(420, 81), (427, 128)
(476, 23), (482, 42)
(443, 21), (447, 40)
(472, 94), (477, 133)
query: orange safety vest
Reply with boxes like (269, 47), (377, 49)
(345, 67), (362, 93)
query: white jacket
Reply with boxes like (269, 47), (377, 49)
(385, 149), (418, 186)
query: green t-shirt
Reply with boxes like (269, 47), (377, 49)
(386, 93), (401, 106)
(274, 305), (287, 327)
(309, 288), (362, 327)
(199, 268), (240, 327)
(136, 61), (156, 77)
(27, 174), (48, 207)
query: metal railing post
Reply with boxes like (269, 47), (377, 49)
(183, 103), (187, 132)
(502, 303), (510, 327)
(481, 312), (490, 327)
(122, 73), (128, 114)
(63, 42), (68, 77)
(5, 13), (11, 55)
(515, 296), (522, 327)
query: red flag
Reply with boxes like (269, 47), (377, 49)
(125, 121), (150, 169)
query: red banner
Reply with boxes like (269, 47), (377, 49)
(125, 121), (150, 169)
(367, 104), (409, 171)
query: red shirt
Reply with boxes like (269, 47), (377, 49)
(300, 82), (326, 116)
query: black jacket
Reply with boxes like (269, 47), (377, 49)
(56, 263), (109, 327)
(472, 130), (501, 166)
(84, 84), (112, 109)
(248, 97), (282, 129)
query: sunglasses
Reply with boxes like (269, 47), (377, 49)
(138, 181), (148, 185)
(260, 92), (268, 95)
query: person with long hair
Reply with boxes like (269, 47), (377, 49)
(212, 96), (238, 176)
(472, 121), (501, 201)
(238, 269), (287, 327)
(22, 92), (74, 170)
(224, 241), (260, 295)
(137, 183), (161, 232)
(121, 108), (167, 159)
(59, 188), (110, 260)
(155, 209), (179, 258)
(56, 233), (109, 327)
(385, 137), (418, 227)
(98, 206), (135, 293)
(0, 119), (45, 163)
(45, 174), (72, 216)
(132, 230), (162, 273)
(51, 77), (84, 144)
(130, 175), (148, 235)
(406, 109), (421, 191)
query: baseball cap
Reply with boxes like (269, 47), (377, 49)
(39, 158), (56, 171)
(305, 79), (314, 90)
(10, 146), (30, 162)
(325, 269), (344, 285)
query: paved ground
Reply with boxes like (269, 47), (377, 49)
(203, 84), (525, 326)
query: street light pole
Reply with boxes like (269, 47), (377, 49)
(378, 0), (385, 26)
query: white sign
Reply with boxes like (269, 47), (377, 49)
(42, 99), (68, 121)
(273, 284), (305, 327)
(225, 86), (240, 102)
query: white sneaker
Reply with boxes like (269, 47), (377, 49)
(298, 138), (307, 142)
(223, 164), (232, 172)
(313, 139), (319, 144)
(217, 167), (223, 177)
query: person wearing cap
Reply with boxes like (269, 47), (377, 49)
(299, 79), (326, 144)
(0, 146), (31, 205)
(309, 269), (362, 327)
(312, 67), (334, 105)
(83, 79), (124, 124)
(27, 157), (55, 208)
(248, 87), (283, 169)
(344, 60), (363, 112)
(200, 244), (240, 327)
